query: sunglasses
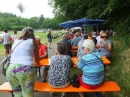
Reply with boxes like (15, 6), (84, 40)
(101, 36), (107, 38)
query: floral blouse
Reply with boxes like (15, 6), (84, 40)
(48, 55), (74, 86)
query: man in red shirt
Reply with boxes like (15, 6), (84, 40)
(35, 36), (48, 82)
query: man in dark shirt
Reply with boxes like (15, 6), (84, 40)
(61, 34), (72, 57)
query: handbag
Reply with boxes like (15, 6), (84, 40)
(0, 41), (24, 76)
(71, 74), (80, 88)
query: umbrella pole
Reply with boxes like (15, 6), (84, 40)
(97, 25), (98, 35)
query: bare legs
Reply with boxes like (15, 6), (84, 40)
(43, 66), (49, 82)
(48, 42), (51, 49)
(5, 49), (11, 56)
(78, 92), (84, 97)
(43, 69), (48, 82)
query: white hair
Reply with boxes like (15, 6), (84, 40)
(35, 36), (40, 40)
(83, 39), (95, 52)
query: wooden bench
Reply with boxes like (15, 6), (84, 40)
(0, 81), (120, 97)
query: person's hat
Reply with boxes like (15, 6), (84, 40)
(82, 39), (95, 52)
(102, 33), (108, 36)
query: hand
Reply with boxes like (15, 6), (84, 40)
(99, 48), (102, 50)
(102, 43), (106, 47)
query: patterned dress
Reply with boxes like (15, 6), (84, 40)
(48, 55), (74, 86)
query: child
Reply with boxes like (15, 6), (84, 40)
(48, 42), (74, 97)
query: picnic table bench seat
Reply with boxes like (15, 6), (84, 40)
(0, 81), (120, 97)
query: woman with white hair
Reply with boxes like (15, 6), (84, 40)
(6, 27), (40, 97)
(77, 39), (104, 97)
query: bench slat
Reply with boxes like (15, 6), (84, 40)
(0, 81), (120, 92)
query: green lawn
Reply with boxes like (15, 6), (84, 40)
(0, 32), (62, 56)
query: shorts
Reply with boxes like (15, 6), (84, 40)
(4, 44), (11, 49)
(48, 38), (52, 42)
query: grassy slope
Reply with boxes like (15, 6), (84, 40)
(105, 42), (130, 97)
(69, 38), (130, 97)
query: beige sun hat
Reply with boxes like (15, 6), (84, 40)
(102, 33), (108, 36)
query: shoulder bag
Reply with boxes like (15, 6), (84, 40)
(0, 41), (23, 76)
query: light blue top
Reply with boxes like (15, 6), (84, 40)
(77, 52), (104, 85)
(77, 39), (85, 60)
(71, 37), (81, 46)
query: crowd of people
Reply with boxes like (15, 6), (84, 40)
(0, 27), (113, 97)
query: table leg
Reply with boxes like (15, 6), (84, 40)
(11, 92), (14, 97)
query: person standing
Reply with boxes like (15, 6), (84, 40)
(1, 29), (11, 56)
(13, 30), (18, 41)
(47, 30), (52, 49)
(6, 27), (40, 97)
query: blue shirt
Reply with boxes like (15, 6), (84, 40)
(71, 37), (81, 46)
(77, 39), (85, 60)
(77, 52), (104, 85)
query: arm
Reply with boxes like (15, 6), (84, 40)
(1, 35), (4, 42)
(40, 53), (48, 59)
(77, 58), (85, 69)
(105, 43), (112, 51)
(70, 59), (74, 67)
(33, 40), (40, 65)
(40, 46), (48, 59)
(103, 40), (112, 51)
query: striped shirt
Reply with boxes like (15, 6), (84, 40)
(77, 52), (104, 85)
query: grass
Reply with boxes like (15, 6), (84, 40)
(69, 37), (130, 97)
(0, 32), (62, 56)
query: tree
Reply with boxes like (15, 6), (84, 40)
(29, 17), (39, 29)
(39, 14), (44, 27)
(17, 3), (25, 17)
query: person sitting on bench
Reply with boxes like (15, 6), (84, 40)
(48, 42), (74, 97)
(77, 39), (104, 97)
(35, 36), (48, 82)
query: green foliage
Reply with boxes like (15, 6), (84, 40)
(11, 26), (25, 30)
(0, 12), (61, 30)
(41, 18), (61, 30)
(50, 0), (130, 47)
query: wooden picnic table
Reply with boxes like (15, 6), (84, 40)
(34, 56), (111, 80)
(35, 56), (111, 67)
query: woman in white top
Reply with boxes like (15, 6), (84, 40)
(6, 27), (40, 97)
(13, 30), (18, 41)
